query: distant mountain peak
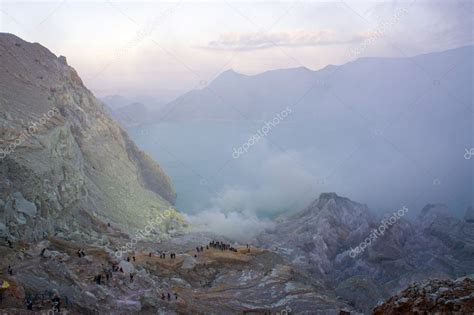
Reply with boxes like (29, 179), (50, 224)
(219, 68), (244, 78)
(223, 68), (238, 74)
(208, 68), (246, 87)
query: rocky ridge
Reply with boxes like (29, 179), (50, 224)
(257, 193), (474, 313)
(373, 276), (474, 314)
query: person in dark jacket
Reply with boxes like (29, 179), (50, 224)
(52, 294), (61, 312)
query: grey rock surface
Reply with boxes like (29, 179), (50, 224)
(0, 33), (181, 242)
(257, 192), (474, 313)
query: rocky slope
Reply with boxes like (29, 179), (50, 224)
(0, 232), (355, 314)
(373, 276), (474, 314)
(257, 193), (474, 313)
(0, 33), (180, 243)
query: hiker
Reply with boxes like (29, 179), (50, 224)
(132, 256), (136, 262)
(206, 245), (209, 250)
(149, 252), (152, 257)
(7, 240), (12, 248)
(174, 292), (178, 300)
(126, 257), (130, 262)
(167, 293), (170, 301)
(7, 266), (12, 276)
(51, 293), (60, 313)
(200, 246), (203, 252)
(26, 298), (33, 310)
(107, 222), (111, 227)
(246, 244), (249, 249)
(105, 271), (110, 283)
(161, 293), (165, 300)
(95, 274), (102, 285)
(130, 273), (134, 283)
(196, 247), (199, 253)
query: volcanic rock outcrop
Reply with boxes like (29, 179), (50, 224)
(257, 193), (474, 313)
(373, 276), (474, 314)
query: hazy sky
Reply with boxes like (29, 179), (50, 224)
(1, 0), (472, 102)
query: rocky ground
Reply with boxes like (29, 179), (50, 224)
(0, 231), (353, 314)
(373, 276), (474, 314)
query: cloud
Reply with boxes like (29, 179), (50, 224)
(203, 30), (361, 51)
(185, 210), (274, 242)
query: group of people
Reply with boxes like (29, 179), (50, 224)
(208, 240), (239, 252)
(161, 292), (178, 301)
(159, 252), (176, 259)
(94, 263), (117, 285)
(93, 256), (145, 286)
(76, 249), (86, 257)
(24, 291), (62, 312)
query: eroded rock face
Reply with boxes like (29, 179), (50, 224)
(257, 193), (474, 313)
(0, 33), (181, 242)
(257, 193), (376, 278)
(373, 276), (474, 314)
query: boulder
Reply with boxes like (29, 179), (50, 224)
(0, 221), (7, 236)
(119, 260), (135, 274)
(181, 254), (197, 270)
(13, 192), (37, 217)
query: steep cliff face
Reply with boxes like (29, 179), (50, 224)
(0, 33), (180, 242)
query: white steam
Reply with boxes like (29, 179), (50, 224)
(187, 141), (323, 241)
